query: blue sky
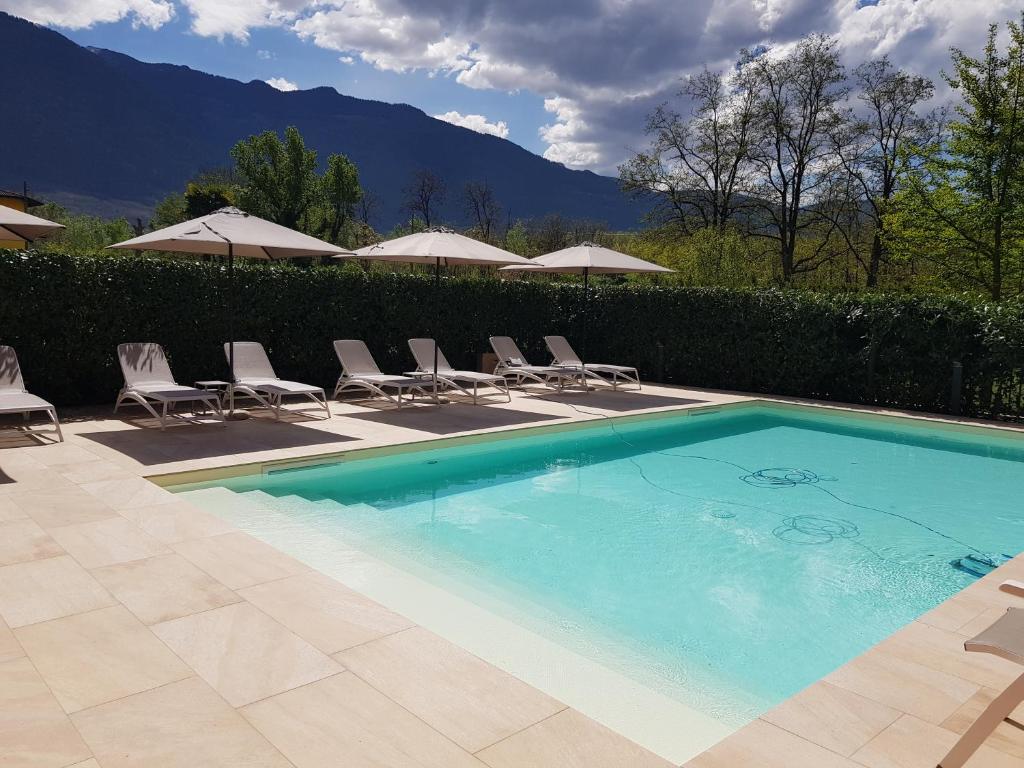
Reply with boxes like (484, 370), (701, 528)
(4, 0), (1019, 174)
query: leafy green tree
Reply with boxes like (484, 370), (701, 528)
(317, 153), (363, 245)
(889, 16), (1024, 299)
(231, 126), (319, 231)
(28, 203), (134, 255)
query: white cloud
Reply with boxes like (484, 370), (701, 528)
(265, 76), (299, 91)
(339, 55), (354, 64)
(433, 110), (509, 138)
(0, 0), (173, 29)
(257, 49), (274, 59)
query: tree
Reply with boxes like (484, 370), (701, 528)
(889, 16), (1024, 299)
(743, 34), (849, 281)
(28, 203), (134, 255)
(462, 180), (502, 240)
(402, 170), (446, 228)
(358, 190), (380, 228)
(317, 153), (363, 245)
(620, 67), (756, 234)
(231, 126), (319, 231)
(831, 57), (937, 286)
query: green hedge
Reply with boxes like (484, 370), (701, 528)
(2, 250), (1023, 420)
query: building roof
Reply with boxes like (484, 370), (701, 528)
(0, 189), (43, 207)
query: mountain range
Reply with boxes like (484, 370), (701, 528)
(1, 12), (644, 229)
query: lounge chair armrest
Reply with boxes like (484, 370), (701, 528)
(1000, 580), (1024, 598)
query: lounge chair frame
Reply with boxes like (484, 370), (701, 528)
(544, 335), (641, 391)
(114, 343), (225, 430)
(225, 342), (330, 420)
(333, 340), (434, 409)
(0, 346), (63, 442)
(488, 336), (581, 390)
(408, 339), (510, 404)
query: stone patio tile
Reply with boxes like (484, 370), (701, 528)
(48, 517), (170, 569)
(91, 553), (241, 625)
(0, 519), (64, 566)
(117, 500), (234, 544)
(761, 680), (901, 757)
(172, 532), (308, 590)
(238, 571), (413, 654)
(0, 657), (92, 768)
(79, 476), (176, 510)
(15, 605), (191, 713)
(153, 602), (341, 707)
(336, 626), (564, 752)
(10, 486), (114, 529)
(0, 615), (21, 663)
(852, 713), (1024, 768)
(241, 671), (483, 768)
(826, 648), (980, 724)
(683, 718), (862, 768)
(477, 709), (673, 768)
(0, 496), (28, 521)
(942, 688), (1024, 760)
(55, 460), (135, 485)
(0, 555), (115, 628)
(71, 677), (291, 768)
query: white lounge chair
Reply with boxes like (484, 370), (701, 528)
(225, 342), (330, 419)
(0, 346), (63, 442)
(408, 338), (510, 404)
(115, 343), (224, 429)
(333, 340), (433, 409)
(544, 335), (641, 390)
(489, 336), (579, 389)
(938, 581), (1024, 767)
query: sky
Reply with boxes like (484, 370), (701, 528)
(4, 0), (1020, 176)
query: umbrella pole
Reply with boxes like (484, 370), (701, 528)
(582, 267), (589, 392)
(228, 244), (236, 415)
(433, 257), (440, 404)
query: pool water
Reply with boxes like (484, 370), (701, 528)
(174, 404), (1024, 727)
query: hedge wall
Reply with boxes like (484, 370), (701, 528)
(2, 250), (1023, 420)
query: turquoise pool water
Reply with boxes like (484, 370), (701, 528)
(174, 404), (1024, 726)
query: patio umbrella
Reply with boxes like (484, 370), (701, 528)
(0, 206), (64, 243)
(501, 242), (674, 364)
(338, 227), (534, 400)
(108, 207), (352, 403)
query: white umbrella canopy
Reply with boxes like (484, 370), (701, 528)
(0, 206), (64, 243)
(346, 228), (534, 267)
(499, 242), (674, 275)
(339, 228), (532, 401)
(108, 206), (351, 259)
(108, 207), (354, 412)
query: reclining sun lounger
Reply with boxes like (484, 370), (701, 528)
(333, 340), (433, 409)
(544, 335), (641, 390)
(408, 338), (510, 404)
(115, 343), (223, 430)
(226, 342), (330, 419)
(938, 580), (1024, 767)
(0, 346), (63, 442)
(489, 336), (579, 389)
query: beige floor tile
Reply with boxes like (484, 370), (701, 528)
(15, 605), (191, 713)
(958, 608), (1011, 639)
(172, 532), (308, 589)
(761, 681), (900, 756)
(65, 761), (101, 768)
(56, 460), (135, 485)
(118, 500), (235, 544)
(241, 671), (483, 768)
(31, 444), (103, 468)
(683, 718), (861, 768)
(477, 708), (672, 768)
(853, 714), (1024, 768)
(0, 519), (64, 566)
(826, 648), (980, 724)
(880, 621), (1020, 690)
(0, 657), (92, 767)
(48, 517), (170, 569)
(0, 615), (22, 662)
(91, 553), (241, 625)
(71, 677), (291, 768)
(0, 555), (115, 628)
(153, 602), (341, 706)
(942, 688), (1024, 760)
(337, 626), (564, 752)
(238, 571), (413, 654)
(11, 486), (115, 529)
(0, 496), (28, 521)
(80, 476), (176, 510)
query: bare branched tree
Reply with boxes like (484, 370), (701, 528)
(742, 34), (849, 281)
(462, 180), (502, 241)
(620, 68), (757, 234)
(402, 169), (446, 228)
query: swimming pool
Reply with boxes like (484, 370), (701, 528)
(172, 402), (1024, 757)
